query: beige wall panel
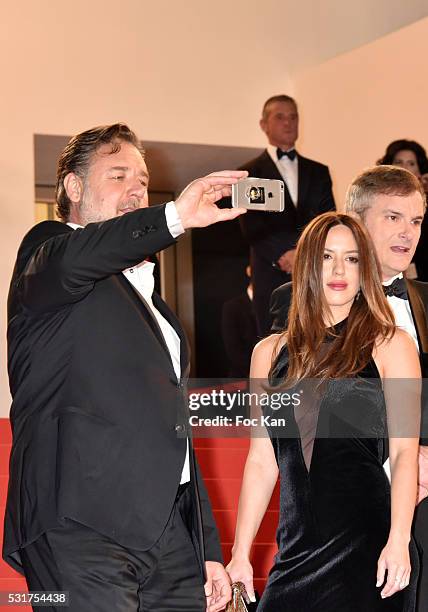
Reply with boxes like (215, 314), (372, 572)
(294, 16), (428, 209)
(1, 2), (428, 415)
(0, 0), (292, 415)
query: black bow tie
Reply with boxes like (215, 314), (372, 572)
(277, 148), (296, 161)
(383, 277), (408, 299)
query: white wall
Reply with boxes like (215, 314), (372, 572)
(282, 0), (428, 74)
(1, 2), (428, 415)
(295, 16), (428, 207)
(0, 0), (294, 415)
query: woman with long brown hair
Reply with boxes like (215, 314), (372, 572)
(227, 212), (420, 610)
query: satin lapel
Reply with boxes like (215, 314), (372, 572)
(258, 151), (295, 213)
(153, 292), (190, 378)
(407, 279), (428, 354)
(189, 445), (206, 579)
(259, 151), (285, 181)
(297, 155), (310, 210)
(114, 274), (176, 375)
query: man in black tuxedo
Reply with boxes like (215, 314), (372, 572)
(2, 123), (248, 612)
(239, 94), (335, 337)
(221, 265), (258, 378)
(270, 165), (428, 611)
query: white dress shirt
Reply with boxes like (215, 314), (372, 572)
(382, 273), (419, 481)
(267, 143), (298, 206)
(68, 201), (190, 483)
(383, 273), (419, 350)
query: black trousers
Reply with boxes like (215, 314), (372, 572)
(252, 252), (290, 337)
(20, 485), (206, 612)
(414, 496), (428, 612)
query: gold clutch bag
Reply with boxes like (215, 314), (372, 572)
(225, 582), (251, 612)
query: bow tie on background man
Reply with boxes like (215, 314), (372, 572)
(277, 148), (296, 161)
(383, 276), (408, 300)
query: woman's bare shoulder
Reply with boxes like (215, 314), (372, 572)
(374, 328), (420, 378)
(250, 333), (285, 379)
(376, 327), (416, 353)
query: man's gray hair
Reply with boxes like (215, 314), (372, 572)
(345, 165), (426, 219)
(262, 95), (297, 121)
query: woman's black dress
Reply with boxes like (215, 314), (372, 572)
(258, 325), (419, 611)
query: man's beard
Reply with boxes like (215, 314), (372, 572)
(77, 184), (105, 225)
(77, 187), (140, 225)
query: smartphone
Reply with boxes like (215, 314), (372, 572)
(232, 177), (284, 212)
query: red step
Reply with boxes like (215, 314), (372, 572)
(0, 444), (11, 476)
(0, 577), (31, 611)
(195, 447), (249, 479)
(0, 422), (278, 593)
(213, 509), (279, 543)
(0, 476), (8, 507)
(203, 477), (279, 511)
(194, 437), (250, 449)
(0, 420), (12, 445)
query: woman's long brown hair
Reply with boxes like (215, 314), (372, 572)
(276, 212), (395, 385)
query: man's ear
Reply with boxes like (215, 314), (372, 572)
(259, 117), (266, 134)
(63, 172), (83, 204)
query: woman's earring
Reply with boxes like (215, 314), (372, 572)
(355, 288), (361, 301)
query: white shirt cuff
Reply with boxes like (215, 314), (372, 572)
(165, 201), (185, 239)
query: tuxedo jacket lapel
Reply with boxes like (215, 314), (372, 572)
(259, 151), (284, 182)
(259, 151), (296, 217)
(297, 155), (310, 211)
(153, 292), (190, 378)
(407, 280), (428, 354)
(115, 273), (190, 378)
(114, 274), (178, 377)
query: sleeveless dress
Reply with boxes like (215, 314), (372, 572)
(258, 321), (419, 611)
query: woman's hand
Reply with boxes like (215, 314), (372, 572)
(226, 555), (256, 603)
(376, 534), (411, 599)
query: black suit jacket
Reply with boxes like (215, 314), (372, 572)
(3, 205), (221, 574)
(239, 150), (335, 336)
(221, 293), (258, 378)
(269, 278), (428, 445)
(239, 150), (335, 264)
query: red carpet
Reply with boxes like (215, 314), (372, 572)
(0, 419), (278, 606)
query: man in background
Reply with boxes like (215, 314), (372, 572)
(239, 94), (335, 336)
(221, 265), (257, 378)
(271, 166), (428, 611)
